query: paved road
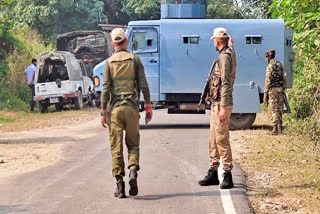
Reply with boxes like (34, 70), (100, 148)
(0, 110), (251, 214)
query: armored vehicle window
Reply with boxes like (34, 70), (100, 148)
(183, 36), (199, 44)
(133, 32), (146, 50)
(246, 37), (251, 44)
(252, 37), (262, 44)
(286, 39), (292, 46)
(147, 39), (152, 46)
(189, 37), (199, 44)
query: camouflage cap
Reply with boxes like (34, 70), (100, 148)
(111, 28), (126, 44)
(211, 27), (229, 39)
(265, 49), (276, 57)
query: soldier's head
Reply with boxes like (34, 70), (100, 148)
(111, 28), (128, 50)
(211, 27), (229, 51)
(265, 49), (275, 62)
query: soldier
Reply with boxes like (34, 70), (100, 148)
(100, 28), (153, 198)
(198, 27), (236, 189)
(263, 49), (287, 135)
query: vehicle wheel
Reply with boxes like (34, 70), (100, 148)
(229, 113), (256, 130)
(39, 102), (48, 113)
(55, 103), (63, 112)
(74, 91), (83, 110)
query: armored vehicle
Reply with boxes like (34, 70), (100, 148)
(93, 0), (293, 129)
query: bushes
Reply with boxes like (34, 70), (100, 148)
(271, 0), (320, 143)
(0, 28), (52, 111)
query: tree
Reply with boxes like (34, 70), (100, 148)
(12, 0), (106, 42)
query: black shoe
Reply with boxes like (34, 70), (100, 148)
(198, 169), (219, 186)
(129, 170), (138, 196)
(220, 171), (234, 189)
(114, 181), (126, 198)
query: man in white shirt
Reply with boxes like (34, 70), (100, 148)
(24, 59), (37, 111)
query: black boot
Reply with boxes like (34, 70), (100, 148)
(114, 181), (126, 198)
(220, 171), (234, 189)
(129, 170), (138, 196)
(198, 169), (219, 186)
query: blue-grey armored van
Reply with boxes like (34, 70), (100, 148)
(93, 0), (293, 129)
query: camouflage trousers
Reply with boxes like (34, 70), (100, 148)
(209, 105), (233, 172)
(108, 104), (140, 177)
(269, 87), (284, 127)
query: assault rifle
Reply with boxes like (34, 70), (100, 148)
(197, 60), (217, 111)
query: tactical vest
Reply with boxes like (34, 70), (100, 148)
(108, 51), (136, 95)
(209, 46), (236, 100)
(269, 60), (284, 88)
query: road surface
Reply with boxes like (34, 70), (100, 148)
(0, 110), (252, 214)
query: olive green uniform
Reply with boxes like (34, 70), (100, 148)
(101, 49), (150, 177)
(208, 45), (236, 172)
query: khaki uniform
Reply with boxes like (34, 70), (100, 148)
(101, 49), (150, 177)
(209, 45), (236, 172)
(264, 59), (286, 128)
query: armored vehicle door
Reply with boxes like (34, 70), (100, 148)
(128, 27), (160, 102)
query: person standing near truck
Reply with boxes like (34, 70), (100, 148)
(198, 27), (236, 189)
(24, 58), (37, 112)
(263, 50), (287, 135)
(100, 28), (153, 198)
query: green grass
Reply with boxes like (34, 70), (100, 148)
(0, 115), (16, 123)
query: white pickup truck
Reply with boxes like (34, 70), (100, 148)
(34, 51), (95, 113)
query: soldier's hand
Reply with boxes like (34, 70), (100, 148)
(145, 104), (153, 123)
(101, 116), (107, 128)
(263, 95), (267, 104)
(219, 106), (226, 122)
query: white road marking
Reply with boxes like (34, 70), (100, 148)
(218, 165), (237, 214)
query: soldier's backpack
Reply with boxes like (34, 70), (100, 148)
(270, 62), (284, 88)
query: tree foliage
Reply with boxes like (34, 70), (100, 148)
(12, 0), (106, 42)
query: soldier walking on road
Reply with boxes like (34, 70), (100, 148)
(100, 28), (153, 198)
(263, 50), (287, 135)
(198, 27), (236, 189)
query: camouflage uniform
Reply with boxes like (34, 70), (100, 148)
(101, 49), (150, 178)
(264, 53), (287, 134)
(208, 45), (236, 172)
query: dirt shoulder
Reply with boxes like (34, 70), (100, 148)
(0, 108), (99, 179)
(231, 113), (320, 214)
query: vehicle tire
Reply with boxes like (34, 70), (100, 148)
(55, 103), (63, 112)
(74, 91), (83, 110)
(229, 113), (256, 130)
(39, 102), (48, 113)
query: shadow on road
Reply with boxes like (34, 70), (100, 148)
(0, 136), (76, 144)
(140, 124), (210, 130)
(134, 189), (244, 200)
(250, 124), (273, 131)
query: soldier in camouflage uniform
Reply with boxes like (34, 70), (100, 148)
(263, 49), (287, 135)
(198, 27), (236, 189)
(100, 28), (153, 198)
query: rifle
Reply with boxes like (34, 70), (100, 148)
(197, 60), (216, 111)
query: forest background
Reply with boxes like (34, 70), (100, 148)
(0, 0), (319, 142)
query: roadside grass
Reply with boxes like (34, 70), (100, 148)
(0, 107), (98, 132)
(237, 112), (320, 214)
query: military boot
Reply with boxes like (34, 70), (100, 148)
(114, 181), (126, 198)
(271, 125), (278, 135)
(277, 124), (282, 134)
(220, 171), (234, 189)
(198, 169), (219, 186)
(129, 170), (138, 196)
